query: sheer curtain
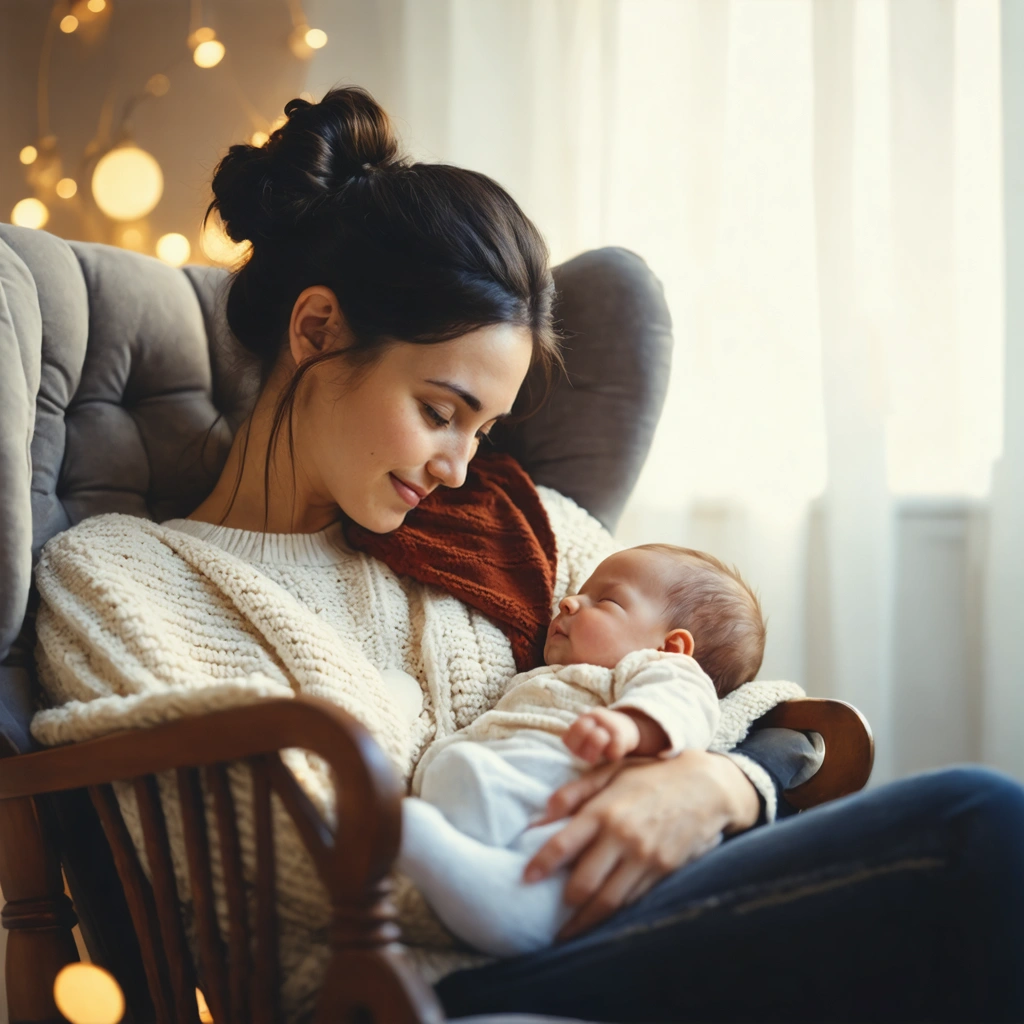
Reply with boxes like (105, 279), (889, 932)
(306, 0), (1010, 784)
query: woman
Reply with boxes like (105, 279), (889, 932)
(33, 87), (1024, 1022)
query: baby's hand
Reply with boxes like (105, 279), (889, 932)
(563, 708), (641, 764)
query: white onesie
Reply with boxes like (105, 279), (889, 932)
(398, 649), (720, 956)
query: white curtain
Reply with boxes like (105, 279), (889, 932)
(305, 0), (1010, 785)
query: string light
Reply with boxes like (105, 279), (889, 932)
(145, 73), (170, 97)
(156, 232), (191, 266)
(11, 198), (49, 229)
(120, 227), (143, 250)
(92, 145), (163, 220)
(56, 177), (78, 198)
(193, 37), (225, 67)
(19, 145), (38, 164)
(52, 964), (124, 1024)
(250, 130), (269, 147)
(59, 14), (78, 32)
(288, 22), (327, 58)
(87, 0), (107, 11)
(201, 211), (250, 266)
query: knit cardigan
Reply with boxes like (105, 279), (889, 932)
(30, 487), (801, 1020)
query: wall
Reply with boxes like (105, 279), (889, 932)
(1, 0), (313, 260)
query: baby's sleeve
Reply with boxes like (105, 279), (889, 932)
(608, 650), (721, 755)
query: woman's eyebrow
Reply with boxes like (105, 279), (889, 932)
(424, 378), (512, 418)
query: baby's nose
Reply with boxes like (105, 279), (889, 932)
(559, 594), (580, 615)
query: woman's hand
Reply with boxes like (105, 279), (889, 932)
(523, 749), (762, 940)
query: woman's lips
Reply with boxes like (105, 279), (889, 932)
(390, 474), (423, 508)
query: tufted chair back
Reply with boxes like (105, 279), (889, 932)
(0, 223), (673, 759)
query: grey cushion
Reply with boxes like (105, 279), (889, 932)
(0, 225), (673, 755)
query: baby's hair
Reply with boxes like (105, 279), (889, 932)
(637, 544), (766, 698)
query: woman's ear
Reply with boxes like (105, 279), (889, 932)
(660, 628), (694, 657)
(288, 285), (348, 366)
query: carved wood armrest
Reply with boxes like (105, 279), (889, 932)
(0, 696), (444, 1024)
(757, 697), (875, 810)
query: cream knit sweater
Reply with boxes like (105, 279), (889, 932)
(30, 486), (800, 1020)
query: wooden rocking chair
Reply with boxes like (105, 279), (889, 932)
(0, 224), (873, 1024)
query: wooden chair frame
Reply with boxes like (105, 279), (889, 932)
(0, 694), (873, 1024)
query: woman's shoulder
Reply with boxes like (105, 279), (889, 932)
(36, 513), (196, 587)
(535, 485), (619, 566)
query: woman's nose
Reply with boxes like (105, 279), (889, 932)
(427, 440), (473, 489)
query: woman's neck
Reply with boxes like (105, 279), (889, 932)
(189, 376), (339, 535)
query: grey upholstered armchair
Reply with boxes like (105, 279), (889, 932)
(0, 223), (872, 1024)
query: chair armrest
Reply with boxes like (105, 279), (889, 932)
(756, 697), (874, 810)
(0, 696), (444, 1024)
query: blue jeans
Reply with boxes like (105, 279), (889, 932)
(435, 766), (1024, 1022)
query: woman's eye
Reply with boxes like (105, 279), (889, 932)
(422, 404), (450, 428)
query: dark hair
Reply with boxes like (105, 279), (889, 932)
(205, 85), (560, 527)
(637, 544), (767, 697)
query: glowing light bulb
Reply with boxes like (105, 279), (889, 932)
(250, 130), (269, 147)
(146, 74), (170, 97)
(304, 27), (327, 48)
(120, 227), (143, 250)
(56, 177), (78, 199)
(87, 0), (106, 11)
(60, 14), (79, 32)
(193, 38), (225, 67)
(19, 145), (38, 165)
(156, 232), (191, 266)
(11, 198), (49, 229)
(201, 212), (250, 266)
(196, 988), (213, 1024)
(91, 145), (163, 220)
(53, 963), (124, 1024)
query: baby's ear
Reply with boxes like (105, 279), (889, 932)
(660, 629), (694, 657)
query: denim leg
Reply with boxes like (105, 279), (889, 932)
(435, 766), (1024, 1023)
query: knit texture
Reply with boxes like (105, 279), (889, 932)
(30, 488), (801, 1019)
(347, 451), (558, 672)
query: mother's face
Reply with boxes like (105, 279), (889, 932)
(292, 300), (534, 533)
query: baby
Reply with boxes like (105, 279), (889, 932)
(397, 543), (766, 957)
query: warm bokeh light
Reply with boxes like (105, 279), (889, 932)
(201, 212), (251, 266)
(299, 91), (313, 102)
(87, 0), (106, 11)
(250, 130), (269, 147)
(120, 227), (143, 250)
(189, 26), (215, 45)
(146, 73), (170, 97)
(271, 114), (287, 130)
(156, 232), (191, 266)
(193, 39), (225, 68)
(11, 198), (49, 229)
(19, 145), (38, 165)
(56, 177), (78, 199)
(196, 988), (213, 1024)
(60, 14), (79, 32)
(305, 27), (327, 49)
(53, 963), (124, 1024)
(91, 146), (163, 220)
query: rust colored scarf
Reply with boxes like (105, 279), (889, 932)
(345, 452), (557, 672)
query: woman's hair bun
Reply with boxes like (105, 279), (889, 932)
(209, 86), (402, 244)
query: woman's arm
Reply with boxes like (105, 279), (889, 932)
(523, 748), (761, 940)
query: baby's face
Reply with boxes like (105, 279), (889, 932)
(543, 548), (673, 669)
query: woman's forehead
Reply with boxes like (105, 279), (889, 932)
(391, 324), (532, 400)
